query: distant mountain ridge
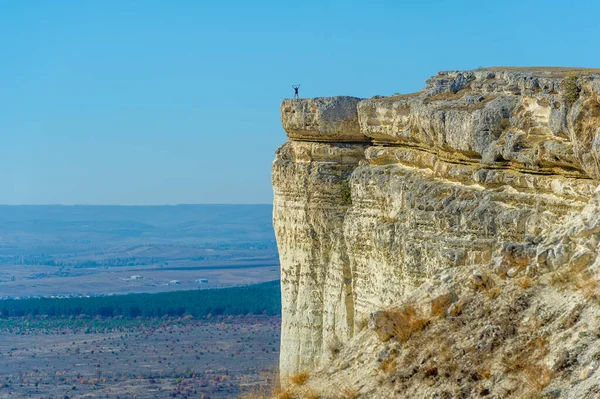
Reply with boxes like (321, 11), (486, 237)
(0, 204), (279, 297)
(0, 204), (275, 239)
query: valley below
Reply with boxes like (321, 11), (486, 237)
(0, 205), (279, 299)
(0, 316), (280, 399)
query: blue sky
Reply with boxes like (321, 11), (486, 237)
(0, 0), (598, 205)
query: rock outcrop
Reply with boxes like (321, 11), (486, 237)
(273, 68), (600, 398)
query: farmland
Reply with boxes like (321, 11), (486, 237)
(0, 315), (280, 398)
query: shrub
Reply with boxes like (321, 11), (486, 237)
(517, 277), (532, 290)
(430, 293), (457, 318)
(340, 179), (352, 205)
(562, 73), (581, 106)
(289, 370), (309, 386)
(485, 286), (502, 300)
(380, 358), (397, 374)
(478, 363), (492, 380)
(471, 273), (495, 292)
(388, 305), (430, 342)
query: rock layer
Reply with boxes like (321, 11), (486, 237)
(273, 68), (600, 381)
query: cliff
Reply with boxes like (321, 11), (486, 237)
(272, 68), (600, 398)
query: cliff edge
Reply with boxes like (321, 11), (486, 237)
(272, 68), (600, 398)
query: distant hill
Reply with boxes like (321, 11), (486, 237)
(0, 204), (274, 240)
(0, 205), (279, 297)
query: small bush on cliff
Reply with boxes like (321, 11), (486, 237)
(430, 293), (457, 318)
(562, 73), (581, 106)
(290, 370), (309, 386)
(340, 179), (352, 205)
(388, 306), (430, 342)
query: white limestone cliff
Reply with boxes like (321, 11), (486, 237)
(273, 68), (600, 398)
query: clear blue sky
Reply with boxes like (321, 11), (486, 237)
(1, 0), (598, 205)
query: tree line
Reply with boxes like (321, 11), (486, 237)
(0, 281), (281, 318)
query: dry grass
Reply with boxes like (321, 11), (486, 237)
(478, 363), (493, 380)
(574, 273), (598, 300)
(380, 358), (397, 374)
(303, 388), (321, 399)
(423, 88), (470, 104)
(549, 269), (572, 287)
(500, 244), (531, 270)
(273, 388), (295, 399)
(448, 299), (464, 317)
(370, 91), (422, 102)
(548, 258), (598, 300)
(290, 370), (310, 386)
(386, 305), (430, 342)
(485, 286), (502, 300)
(238, 393), (270, 399)
(340, 387), (360, 399)
(524, 364), (554, 395)
(430, 293), (456, 318)
(240, 386), (289, 399)
(355, 315), (369, 332)
(477, 66), (600, 78)
(517, 277), (532, 289)
(471, 272), (502, 300)
(502, 335), (554, 395)
(238, 370), (283, 399)
(471, 273), (495, 292)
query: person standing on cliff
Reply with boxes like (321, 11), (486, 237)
(292, 84), (301, 99)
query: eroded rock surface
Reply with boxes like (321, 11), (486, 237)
(273, 68), (600, 397)
(281, 96), (366, 142)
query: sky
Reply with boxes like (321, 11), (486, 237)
(1, 0), (599, 205)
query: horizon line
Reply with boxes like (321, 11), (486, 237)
(0, 203), (273, 207)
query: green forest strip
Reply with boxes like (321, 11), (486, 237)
(0, 281), (281, 319)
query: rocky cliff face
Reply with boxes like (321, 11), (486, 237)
(273, 68), (600, 398)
